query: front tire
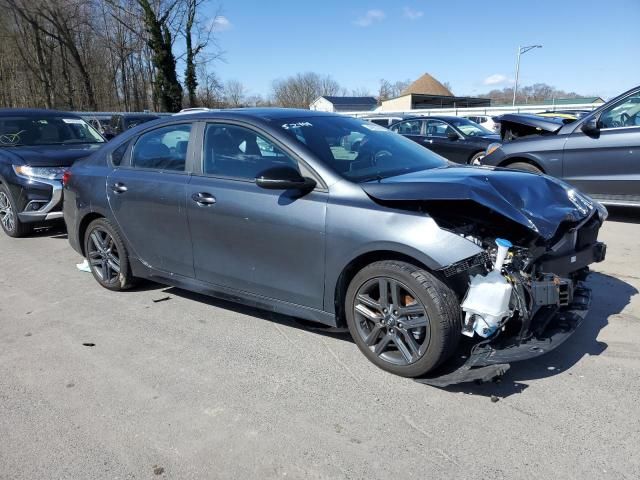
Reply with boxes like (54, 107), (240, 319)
(0, 184), (32, 238)
(345, 261), (462, 377)
(469, 151), (485, 166)
(506, 161), (542, 174)
(84, 218), (134, 291)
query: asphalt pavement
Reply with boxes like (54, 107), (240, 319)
(1, 208), (639, 479)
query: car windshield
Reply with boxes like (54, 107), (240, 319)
(276, 116), (447, 182)
(124, 116), (159, 129)
(0, 116), (104, 147)
(448, 118), (494, 136)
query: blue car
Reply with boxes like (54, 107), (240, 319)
(0, 109), (105, 237)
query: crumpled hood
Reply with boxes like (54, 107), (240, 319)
(4, 143), (103, 167)
(360, 166), (595, 240)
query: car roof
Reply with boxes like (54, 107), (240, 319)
(0, 108), (83, 118)
(399, 115), (464, 122)
(174, 107), (339, 121)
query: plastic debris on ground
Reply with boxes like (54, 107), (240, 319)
(76, 259), (91, 272)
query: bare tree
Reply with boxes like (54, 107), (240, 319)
(271, 72), (342, 108)
(223, 79), (246, 107)
(183, 0), (221, 107)
(377, 78), (411, 103)
(136, 0), (183, 112)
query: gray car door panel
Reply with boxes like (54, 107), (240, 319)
(563, 127), (640, 200)
(186, 176), (328, 309)
(107, 169), (193, 276)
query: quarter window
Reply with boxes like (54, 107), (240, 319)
(392, 120), (422, 135)
(131, 124), (191, 171)
(110, 140), (130, 166)
(203, 124), (298, 179)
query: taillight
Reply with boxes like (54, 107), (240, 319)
(62, 170), (71, 186)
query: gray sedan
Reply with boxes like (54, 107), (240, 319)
(63, 109), (606, 385)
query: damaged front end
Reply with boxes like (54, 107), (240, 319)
(419, 208), (606, 387)
(360, 166), (608, 386)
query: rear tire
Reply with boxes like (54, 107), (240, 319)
(506, 161), (542, 174)
(345, 260), (462, 377)
(84, 218), (134, 291)
(0, 184), (32, 238)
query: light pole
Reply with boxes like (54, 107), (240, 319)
(512, 45), (542, 107)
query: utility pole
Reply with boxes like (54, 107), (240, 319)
(512, 45), (542, 107)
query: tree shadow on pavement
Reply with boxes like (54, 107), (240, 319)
(438, 272), (637, 398)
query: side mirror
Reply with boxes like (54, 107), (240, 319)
(256, 166), (316, 192)
(581, 117), (600, 136)
(447, 130), (459, 141)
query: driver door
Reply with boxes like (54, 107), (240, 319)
(186, 122), (328, 309)
(562, 90), (640, 202)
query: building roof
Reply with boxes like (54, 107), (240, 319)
(319, 96), (378, 106)
(401, 73), (453, 97)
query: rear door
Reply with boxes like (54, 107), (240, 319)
(390, 119), (425, 145)
(107, 122), (195, 276)
(562, 90), (640, 203)
(424, 119), (469, 163)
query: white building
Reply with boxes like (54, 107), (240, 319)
(309, 96), (378, 113)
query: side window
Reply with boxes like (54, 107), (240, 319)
(599, 92), (640, 129)
(426, 120), (452, 138)
(392, 120), (422, 135)
(131, 124), (191, 171)
(203, 124), (298, 179)
(110, 140), (130, 166)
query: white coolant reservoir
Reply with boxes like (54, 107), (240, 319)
(494, 238), (513, 271)
(461, 270), (513, 338)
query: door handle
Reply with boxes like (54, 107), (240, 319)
(422, 138), (434, 144)
(112, 182), (127, 193)
(192, 192), (216, 206)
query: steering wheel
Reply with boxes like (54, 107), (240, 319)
(373, 150), (392, 165)
(620, 112), (631, 127)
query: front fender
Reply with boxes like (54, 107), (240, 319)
(323, 202), (483, 312)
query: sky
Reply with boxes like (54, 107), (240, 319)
(203, 0), (640, 100)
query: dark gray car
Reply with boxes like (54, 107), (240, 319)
(390, 116), (501, 165)
(482, 85), (640, 207)
(63, 109), (607, 385)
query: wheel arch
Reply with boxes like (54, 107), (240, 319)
(333, 250), (432, 328)
(499, 156), (546, 173)
(77, 212), (105, 256)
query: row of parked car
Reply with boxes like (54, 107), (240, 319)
(362, 85), (640, 208)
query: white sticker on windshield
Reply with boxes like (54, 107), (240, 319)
(361, 123), (388, 132)
(282, 121), (313, 130)
(62, 118), (84, 124)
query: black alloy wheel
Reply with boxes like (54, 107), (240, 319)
(0, 185), (31, 237)
(353, 277), (430, 366)
(346, 261), (461, 377)
(84, 218), (134, 291)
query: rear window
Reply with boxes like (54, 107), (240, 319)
(0, 116), (104, 147)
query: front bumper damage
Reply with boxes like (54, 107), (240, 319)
(416, 286), (591, 387)
(415, 214), (606, 387)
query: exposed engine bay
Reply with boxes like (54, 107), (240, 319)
(421, 204), (607, 386)
(359, 164), (608, 386)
